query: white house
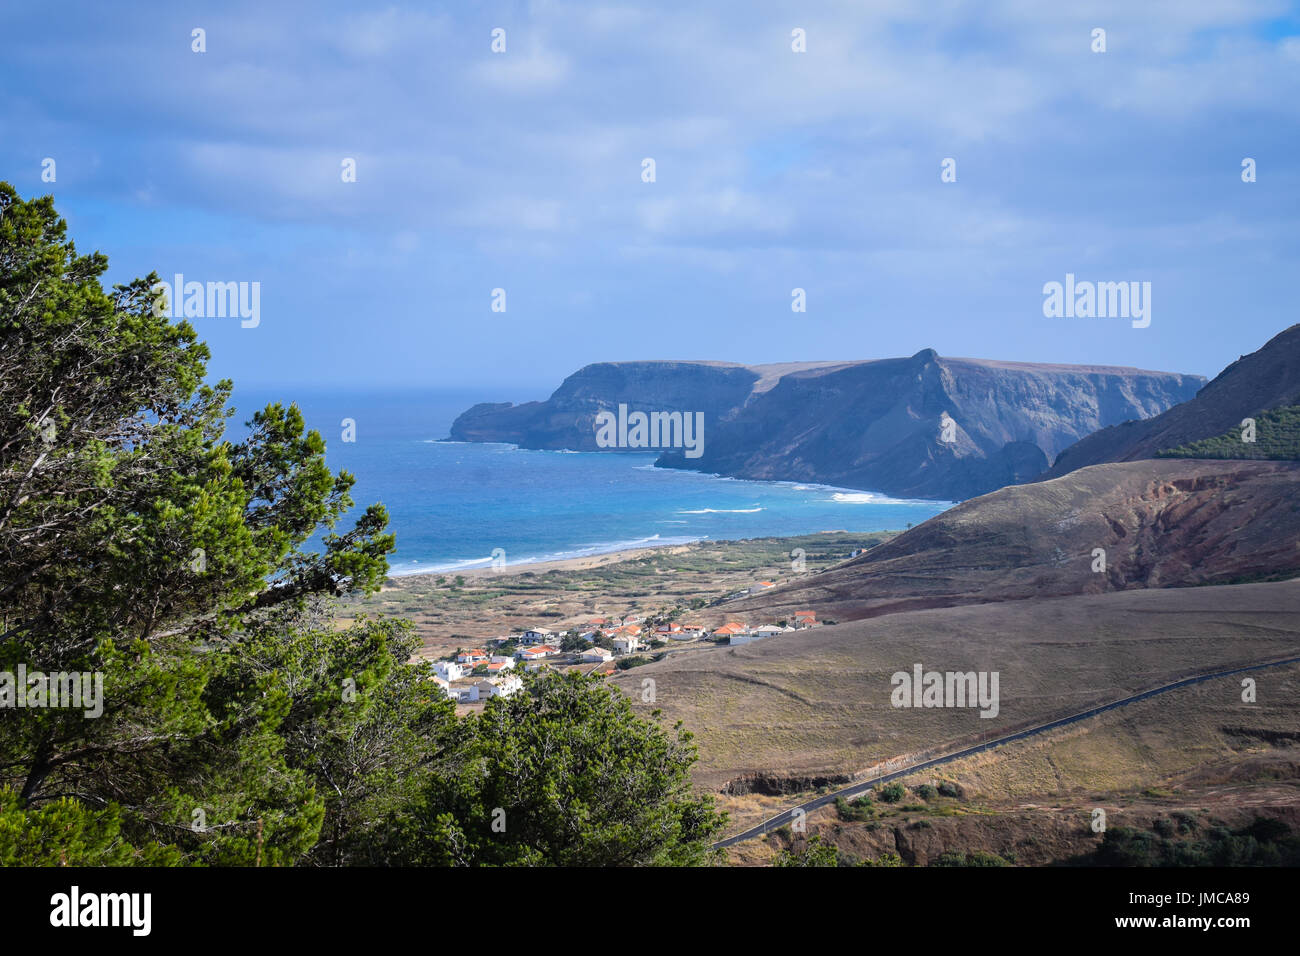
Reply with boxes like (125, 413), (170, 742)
(612, 635), (641, 656)
(431, 675), (451, 697)
(475, 674), (523, 699)
(581, 646), (614, 663)
(519, 628), (555, 645)
(750, 625), (785, 638)
(486, 658), (515, 672)
(433, 660), (465, 681)
(450, 684), (480, 703)
(517, 644), (558, 661)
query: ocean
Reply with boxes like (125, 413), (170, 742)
(227, 387), (953, 575)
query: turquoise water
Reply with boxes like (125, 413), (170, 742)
(229, 387), (952, 575)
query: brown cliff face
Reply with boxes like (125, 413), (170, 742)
(449, 352), (1202, 500)
(729, 459), (1300, 623)
(1045, 324), (1300, 478)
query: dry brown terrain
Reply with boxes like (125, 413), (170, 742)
(727, 659), (1300, 865)
(609, 579), (1300, 801)
(725, 459), (1300, 625)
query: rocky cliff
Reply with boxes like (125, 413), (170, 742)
(451, 352), (1202, 500)
(449, 361), (774, 449)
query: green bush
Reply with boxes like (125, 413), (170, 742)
(932, 850), (1009, 867)
(835, 796), (875, 822)
(774, 835), (840, 867)
(876, 782), (906, 803)
(1091, 818), (1300, 867)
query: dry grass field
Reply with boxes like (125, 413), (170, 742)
(607, 579), (1300, 804)
(725, 659), (1300, 865)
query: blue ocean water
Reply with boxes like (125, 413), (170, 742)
(227, 387), (952, 575)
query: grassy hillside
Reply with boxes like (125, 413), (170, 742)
(723, 459), (1300, 626)
(1044, 323), (1300, 478)
(1158, 402), (1300, 460)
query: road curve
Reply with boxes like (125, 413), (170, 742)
(713, 653), (1300, 849)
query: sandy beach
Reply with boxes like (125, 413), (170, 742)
(385, 542), (701, 587)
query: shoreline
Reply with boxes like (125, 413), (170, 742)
(381, 529), (860, 588)
(386, 541), (698, 584)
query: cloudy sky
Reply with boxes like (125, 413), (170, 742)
(3, 1), (1297, 392)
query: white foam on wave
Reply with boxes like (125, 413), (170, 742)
(678, 507), (763, 514)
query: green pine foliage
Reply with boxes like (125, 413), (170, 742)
(1156, 403), (1300, 460)
(390, 670), (724, 866)
(0, 789), (184, 866)
(0, 184), (725, 866)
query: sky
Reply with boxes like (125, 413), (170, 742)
(2, 0), (1298, 394)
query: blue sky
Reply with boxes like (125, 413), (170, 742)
(2, 0), (1298, 393)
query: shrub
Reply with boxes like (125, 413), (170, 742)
(876, 782), (906, 804)
(835, 796), (874, 823)
(932, 850), (1009, 867)
(774, 835), (840, 867)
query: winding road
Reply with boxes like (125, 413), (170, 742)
(714, 653), (1300, 848)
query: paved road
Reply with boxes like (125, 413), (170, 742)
(713, 654), (1300, 849)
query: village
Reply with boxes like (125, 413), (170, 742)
(428, 585), (820, 707)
